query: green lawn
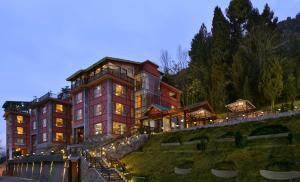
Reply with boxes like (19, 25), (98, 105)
(122, 115), (300, 182)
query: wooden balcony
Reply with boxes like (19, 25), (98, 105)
(71, 68), (134, 90)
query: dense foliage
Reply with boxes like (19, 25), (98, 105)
(161, 0), (300, 112)
(249, 124), (290, 136)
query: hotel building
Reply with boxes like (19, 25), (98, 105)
(66, 57), (181, 143)
(2, 101), (31, 160)
(29, 90), (72, 153)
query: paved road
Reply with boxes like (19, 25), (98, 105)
(0, 177), (37, 182)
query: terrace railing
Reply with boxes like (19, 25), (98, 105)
(71, 68), (134, 89)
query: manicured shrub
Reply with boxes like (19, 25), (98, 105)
(220, 131), (235, 138)
(189, 134), (209, 142)
(161, 133), (182, 144)
(196, 141), (206, 152)
(249, 125), (290, 136)
(177, 160), (194, 169)
(214, 161), (236, 170)
(234, 131), (244, 148)
(287, 133), (293, 144)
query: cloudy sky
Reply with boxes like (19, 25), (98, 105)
(0, 0), (299, 149)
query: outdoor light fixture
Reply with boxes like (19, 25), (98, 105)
(33, 153), (35, 155)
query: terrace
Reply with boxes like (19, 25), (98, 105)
(70, 67), (135, 90)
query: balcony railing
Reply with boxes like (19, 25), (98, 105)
(71, 68), (134, 89)
(32, 92), (58, 103)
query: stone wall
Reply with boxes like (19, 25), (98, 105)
(80, 157), (106, 182)
(10, 160), (69, 182)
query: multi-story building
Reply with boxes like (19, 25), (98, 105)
(2, 101), (31, 160)
(29, 90), (72, 153)
(66, 57), (181, 143)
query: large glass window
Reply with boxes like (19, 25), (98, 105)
(113, 122), (126, 135)
(55, 104), (64, 112)
(135, 95), (142, 108)
(169, 92), (177, 99)
(114, 103), (125, 115)
(55, 133), (64, 142)
(75, 92), (83, 104)
(33, 121), (37, 130)
(42, 106), (47, 114)
(43, 133), (47, 142)
(94, 123), (103, 135)
(75, 109), (83, 120)
(114, 83), (125, 96)
(42, 118), (47, 128)
(94, 85), (102, 98)
(16, 115), (23, 124)
(94, 104), (102, 116)
(15, 138), (24, 145)
(16, 127), (23, 134)
(56, 118), (64, 127)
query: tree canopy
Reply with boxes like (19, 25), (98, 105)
(161, 0), (300, 112)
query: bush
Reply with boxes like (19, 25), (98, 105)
(214, 161), (236, 170)
(177, 160), (194, 169)
(196, 141), (207, 152)
(266, 161), (296, 171)
(234, 131), (245, 148)
(161, 133), (182, 144)
(189, 135), (209, 142)
(220, 131), (235, 138)
(287, 133), (293, 144)
(249, 125), (290, 136)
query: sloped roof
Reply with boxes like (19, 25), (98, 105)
(225, 99), (256, 113)
(66, 56), (159, 81)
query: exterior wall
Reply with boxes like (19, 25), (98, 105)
(160, 82), (181, 109)
(4, 112), (30, 159)
(88, 81), (107, 136)
(111, 80), (135, 135)
(30, 100), (71, 153)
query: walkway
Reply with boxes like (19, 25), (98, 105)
(0, 176), (37, 182)
(176, 110), (300, 132)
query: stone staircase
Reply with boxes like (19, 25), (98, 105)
(69, 133), (149, 182)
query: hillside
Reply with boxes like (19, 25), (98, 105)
(122, 115), (300, 182)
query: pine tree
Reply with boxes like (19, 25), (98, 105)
(226, 0), (253, 52)
(259, 56), (283, 110)
(210, 7), (231, 111)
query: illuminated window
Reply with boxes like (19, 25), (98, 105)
(94, 104), (102, 116)
(114, 84), (124, 96)
(135, 95), (142, 108)
(16, 115), (23, 124)
(17, 127), (23, 134)
(94, 85), (102, 98)
(55, 133), (63, 142)
(114, 103), (125, 115)
(32, 121), (37, 130)
(169, 92), (177, 99)
(113, 122), (126, 135)
(55, 104), (63, 113)
(42, 106), (47, 114)
(43, 133), (47, 142)
(15, 138), (24, 145)
(56, 118), (64, 127)
(42, 119), (47, 128)
(94, 123), (103, 135)
(75, 109), (82, 120)
(75, 92), (83, 104)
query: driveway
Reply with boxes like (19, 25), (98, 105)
(0, 176), (38, 182)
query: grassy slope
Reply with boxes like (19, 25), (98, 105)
(122, 115), (300, 182)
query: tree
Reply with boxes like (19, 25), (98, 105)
(210, 7), (231, 111)
(259, 56), (283, 110)
(226, 0), (253, 52)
